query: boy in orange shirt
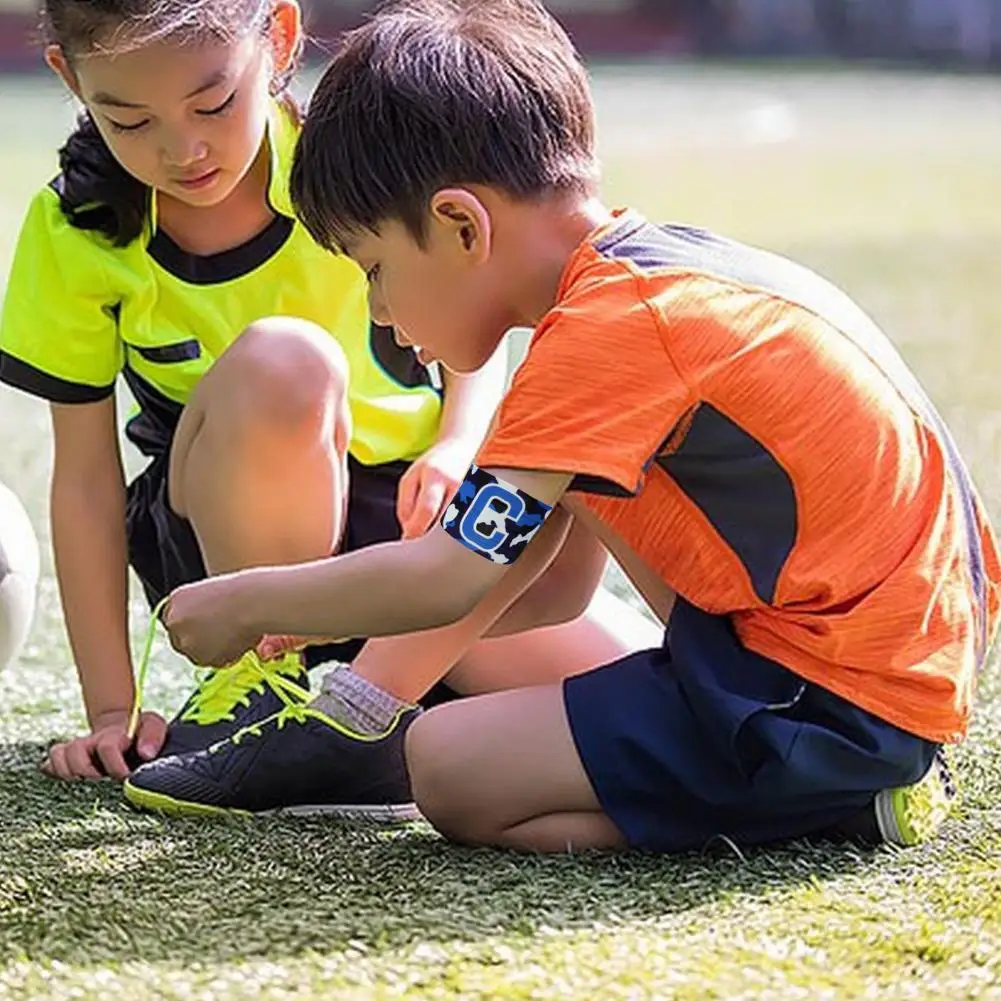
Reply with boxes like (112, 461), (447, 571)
(125, 0), (999, 853)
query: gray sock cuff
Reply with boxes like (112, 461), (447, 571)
(313, 665), (413, 734)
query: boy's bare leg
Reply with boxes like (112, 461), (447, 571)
(407, 685), (627, 852)
(446, 586), (660, 694)
(400, 499), (679, 851)
(351, 506), (663, 702)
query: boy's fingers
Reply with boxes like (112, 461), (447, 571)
(259, 634), (306, 658)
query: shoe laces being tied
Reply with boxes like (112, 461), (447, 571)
(127, 599), (311, 738)
(179, 650), (307, 725)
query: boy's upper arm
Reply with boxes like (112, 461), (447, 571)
(421, 466), (574, 612)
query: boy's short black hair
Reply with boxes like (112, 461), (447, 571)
(290, 0), (597, 251)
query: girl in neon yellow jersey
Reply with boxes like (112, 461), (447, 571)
(2, 0), (647, 786)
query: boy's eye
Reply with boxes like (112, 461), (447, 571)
(108, 117), (150, 134)
(197, 91), (237, 117)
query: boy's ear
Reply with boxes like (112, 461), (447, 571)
(269, 0), (303, 78)
(429, 188), (493, 264)
(45, 45), (82, 100)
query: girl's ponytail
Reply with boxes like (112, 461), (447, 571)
(57, 112), (147, 246)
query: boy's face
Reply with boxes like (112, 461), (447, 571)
(346, 203), (513, 374)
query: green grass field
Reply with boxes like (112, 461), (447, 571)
(2, 64), (1001, 1000)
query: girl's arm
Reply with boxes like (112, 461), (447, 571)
(436, 345), (509, 455)
(46, 398), (165, 780)
(396, 344), (509, 538)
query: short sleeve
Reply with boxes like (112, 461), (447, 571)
(477, 268), (693, 496)
(1, 185), (123, 403)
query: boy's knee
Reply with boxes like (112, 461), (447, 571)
(216, 317), (350, 434)
(406, 710), (477, 844)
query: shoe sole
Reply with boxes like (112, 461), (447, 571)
(123, 780), (422, 824)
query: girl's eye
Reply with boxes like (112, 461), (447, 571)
(197, 91), (237, 117)
(108, 118), (150, 134)
(366, 265), (381, 282)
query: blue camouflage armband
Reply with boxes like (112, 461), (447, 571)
(441, 465), (553, 565)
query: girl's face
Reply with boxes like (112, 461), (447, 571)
(47, 4), (299, 208)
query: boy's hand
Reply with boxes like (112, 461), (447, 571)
(396, 441), (468, 539)
(256, 632), (352, 661)
(42, 708), (166, 782)
(163, 575), (261, 667)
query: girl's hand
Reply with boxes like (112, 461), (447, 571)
(42, 708), (166, 782)
(395, 440), (470, 540)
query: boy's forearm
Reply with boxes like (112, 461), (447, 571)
(244, 537), (479, 642)
(352, 507), (575, 700)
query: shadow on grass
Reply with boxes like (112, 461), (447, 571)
(0, 738), (883, 970)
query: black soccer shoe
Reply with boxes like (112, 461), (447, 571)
(124, 700), (421, 822)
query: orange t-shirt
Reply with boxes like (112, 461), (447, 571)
(478, 210), (1000, 744)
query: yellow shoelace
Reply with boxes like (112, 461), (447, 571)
(178, 652), (306, 726)
(126, 599), (310, 740)
(126, 603), (411, 749)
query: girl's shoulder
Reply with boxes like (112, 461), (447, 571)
(21, 178), (141, 265)
(7, 178), (146, 313)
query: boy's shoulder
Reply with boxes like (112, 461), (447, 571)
(570, 209), (875, 340)
(553, 208), (893, 376)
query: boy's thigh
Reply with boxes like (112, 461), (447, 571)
(564, 599), (937, 854)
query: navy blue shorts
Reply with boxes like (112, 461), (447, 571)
(564, 598), (938, 853)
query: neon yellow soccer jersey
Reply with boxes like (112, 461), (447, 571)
(0, 102), (442, 465)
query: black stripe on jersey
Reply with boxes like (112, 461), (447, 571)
(130, 340), (202, 364)
(657, 403), (797, 605)
(568, 474), (636, 498)
(598, 215), (989, 654)
(147, 214), (294, 285)
(0, 351), (114, 404)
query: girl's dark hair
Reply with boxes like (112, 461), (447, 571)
(42, 0), (299, 246)
(291, 0), (597, 253)
(56, 111), (146, 246)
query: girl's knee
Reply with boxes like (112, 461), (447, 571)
(198, 317), (351, 437)
(231, 317), (349, 420)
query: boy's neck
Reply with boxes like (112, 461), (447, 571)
(504, 194), (612, 327)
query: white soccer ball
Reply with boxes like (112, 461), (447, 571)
(0, 481), (39, 670)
